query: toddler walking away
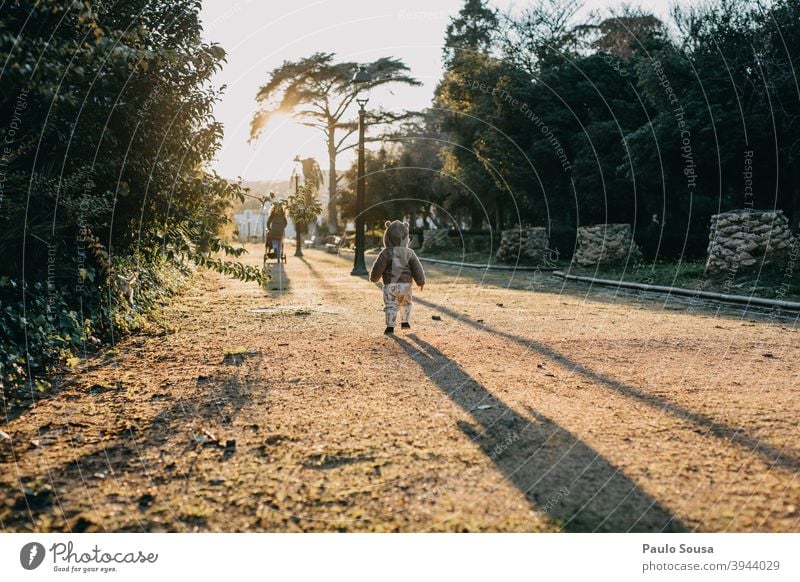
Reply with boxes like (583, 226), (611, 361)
(369, 220), (426, 335)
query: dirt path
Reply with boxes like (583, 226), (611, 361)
(1, 246), (798, 532)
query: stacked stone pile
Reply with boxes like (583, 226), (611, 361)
(496, 227), (549, 262)
(421, 229), (451, 250)
(572, 223), (641, 267)
(705, 210), (796, 273)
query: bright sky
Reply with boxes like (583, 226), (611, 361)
(200, 0), (686, 182)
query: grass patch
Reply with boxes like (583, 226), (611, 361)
(418, 248), (565, 268)
(570, 260), (800, 301)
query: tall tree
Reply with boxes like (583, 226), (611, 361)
(443, 0), (499, 63)
(435, 0), (508, 230)
(500, 0), (582, 74)
(249, 53), (420, 232)
(589, 10), (665, 58)
(290, 156), (324, 242)
(754, 0), (800, 228)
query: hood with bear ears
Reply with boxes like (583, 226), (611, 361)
(382, 220), (410, 248)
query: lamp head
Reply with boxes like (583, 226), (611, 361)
(352, 65), (372, 108)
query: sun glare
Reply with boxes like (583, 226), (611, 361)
(266, 111), (290, 128)
(252, 110), (330, 178)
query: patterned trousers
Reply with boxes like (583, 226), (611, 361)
(383, 282), (413, 326)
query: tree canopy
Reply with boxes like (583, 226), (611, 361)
(249, 53), (420, 231)
(365, 0), (800, 262)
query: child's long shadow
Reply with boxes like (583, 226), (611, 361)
(392, 333), (684, 532)
(414, 296), (799, 472)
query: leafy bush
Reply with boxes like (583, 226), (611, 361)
(0, 1), (264, 399)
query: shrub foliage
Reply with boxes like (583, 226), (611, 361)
(0, 0), (263, 398)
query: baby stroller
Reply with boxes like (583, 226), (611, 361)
(265, 234), (287, 264)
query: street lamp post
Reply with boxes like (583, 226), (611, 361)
(293, 155), (304, 257)
(350, 66), (372, 276)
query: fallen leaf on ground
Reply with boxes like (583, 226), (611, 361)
(193, 428), (219, 446)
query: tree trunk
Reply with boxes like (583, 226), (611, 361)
(792, 161), (800, 231)
(470, 207), (484, 231)
(495, 197), (505, 231)
(327, 132), (338, 233)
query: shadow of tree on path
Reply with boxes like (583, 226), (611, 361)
(0, 363), (258, 532)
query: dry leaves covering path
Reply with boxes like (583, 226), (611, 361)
(1, 246), (798, 532)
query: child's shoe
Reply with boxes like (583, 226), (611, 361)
(401, 322), (411, 329)
(384, 326), (394, 334)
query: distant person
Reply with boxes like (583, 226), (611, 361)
(369, 220), (426, 334)
(266, 203), (287, 262)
